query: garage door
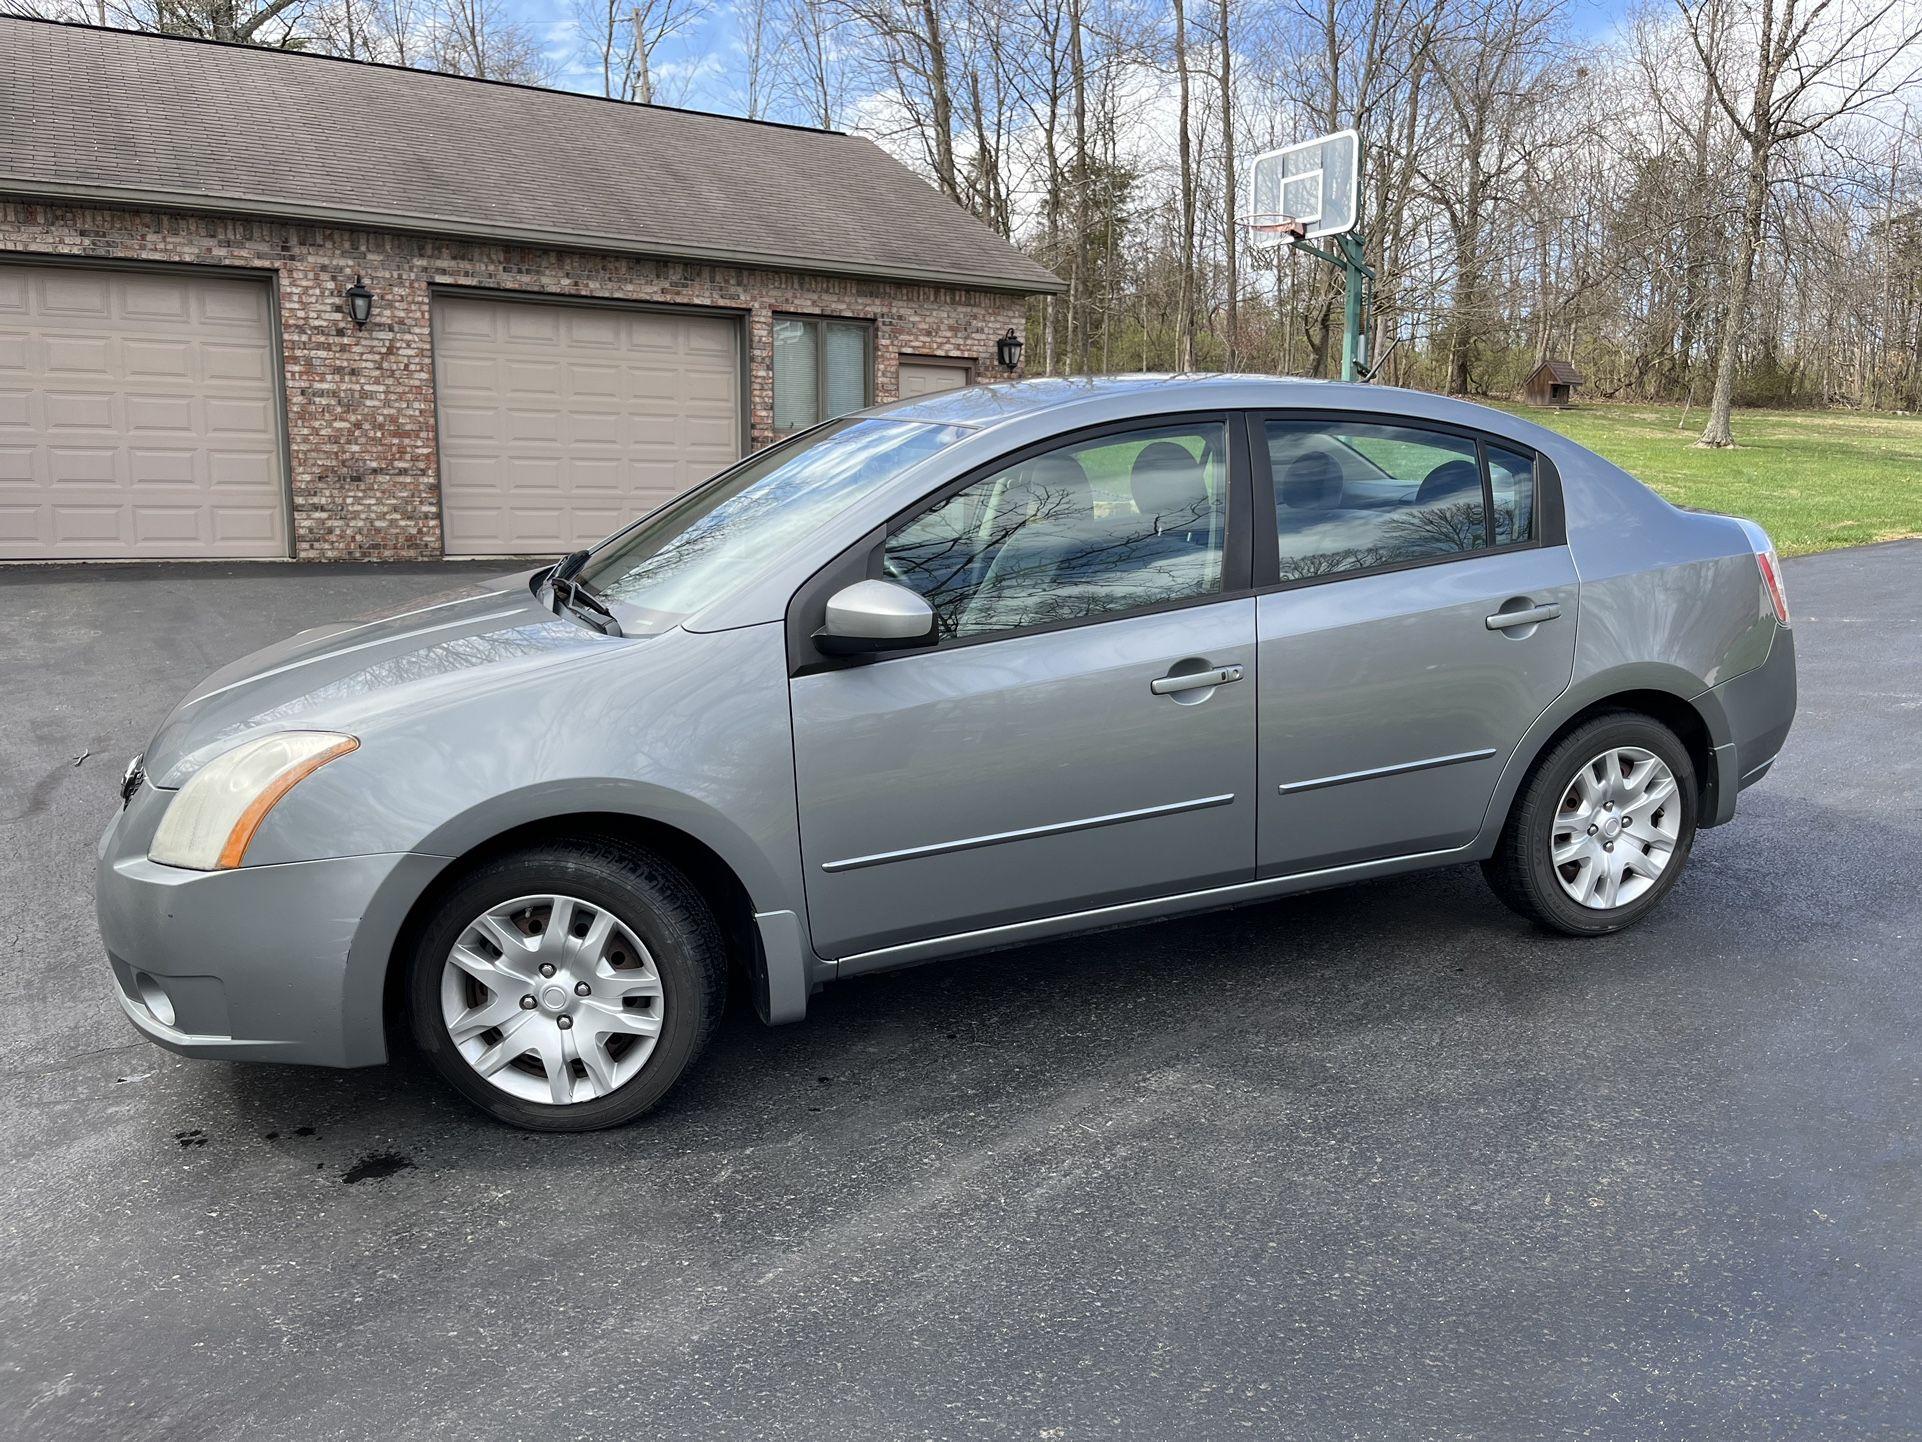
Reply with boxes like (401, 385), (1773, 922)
(898, 358), (974, 398)
(433, 295), (742, 556)
(0, 265), (286, 559)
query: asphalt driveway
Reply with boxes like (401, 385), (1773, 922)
(2, 544), (1918, 1441)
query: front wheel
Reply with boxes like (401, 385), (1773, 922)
(409, 840), (727, 1131)
(1483, 712), (1698, 936)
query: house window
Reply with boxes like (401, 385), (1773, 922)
(773, 316), (871, 434)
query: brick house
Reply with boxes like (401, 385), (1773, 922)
(0, 17), (1061, 561)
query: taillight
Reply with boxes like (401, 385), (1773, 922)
(1755, 549), (1789, 626)
(1732, 518), (1789, 626)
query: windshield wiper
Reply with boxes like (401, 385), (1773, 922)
(544, 550), (623, 637)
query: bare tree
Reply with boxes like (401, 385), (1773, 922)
(1215, 0), (1238, 367)
(774, 0), (852, 128)
(1679, 0), (1922, 445)
(1172, 0), (1197, 367)
(431, 0), (550, 80)
(733, 0), (775, 116)
(98, 0), (311, 44)
(1419, 0), (1568, 394)
(835, 0), (963, 198)
(577, 0), (708, 102)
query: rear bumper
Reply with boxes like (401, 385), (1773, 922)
(1703, 625), (1797, 826)
(96, 786), (446, 1067)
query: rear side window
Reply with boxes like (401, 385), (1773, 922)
(886, 422), (1229, 639)
(1267, 419), (1487, 581)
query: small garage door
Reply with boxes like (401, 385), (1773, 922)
(433, 295), (742, 556)
(898, 358), (974, 398)
(0, 264), (286, 559)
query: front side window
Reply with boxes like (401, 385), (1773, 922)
(582, 417), (966, 623)
(885, 421), (1229, 640)
(774, 316), (871, 435)
(1266, 419), (1493, 582)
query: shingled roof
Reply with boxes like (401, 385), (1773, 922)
(0, 17), (1063, 294)
(1532, 359), (1584, 385)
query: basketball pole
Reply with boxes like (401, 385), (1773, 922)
(1283, 229), (1375, 383)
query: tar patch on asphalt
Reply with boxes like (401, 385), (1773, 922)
(340, 1150), (416, 1184)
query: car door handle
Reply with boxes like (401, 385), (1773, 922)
(1486, 603), (1562, 631)
(1151, 664), (1244, 695)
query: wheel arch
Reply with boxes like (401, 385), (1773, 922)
(373, 789), (816, 1061)
(1476, 666), (1728, 854)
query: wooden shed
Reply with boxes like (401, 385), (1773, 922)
(1523, 359), (1584, 408)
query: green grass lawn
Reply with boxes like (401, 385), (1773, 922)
(1494, 403), (1922, 557)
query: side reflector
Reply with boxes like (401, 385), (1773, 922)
(1755, 550), (1790, 627)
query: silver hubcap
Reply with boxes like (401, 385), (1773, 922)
(1551, 746), (1681, 910)
(440, 893), (665, 1105)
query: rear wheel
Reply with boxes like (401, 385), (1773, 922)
(409, 840), (726, 1131)
(1483, 712), (1698, 936)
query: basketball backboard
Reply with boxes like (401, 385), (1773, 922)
(1245, 129), (1359, 244)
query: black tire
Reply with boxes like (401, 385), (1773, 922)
(1482, 711), (1698, 936)
(408, 839), (727, 1131)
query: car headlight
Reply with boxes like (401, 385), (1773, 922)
(149, 732), (358, 871)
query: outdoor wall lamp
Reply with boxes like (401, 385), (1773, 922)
(344, 276), (374, 328)
(996, 328), (1023, 371)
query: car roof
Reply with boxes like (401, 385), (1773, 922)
(874, 373), (1572, 454)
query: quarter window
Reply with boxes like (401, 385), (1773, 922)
(1266, 419), (1493, 581)
(1487, 444), (1537, 545)
(886, 422), (1229, 640)
(774, 317), (871, 435)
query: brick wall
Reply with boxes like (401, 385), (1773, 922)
(0, 199), (1031, 560)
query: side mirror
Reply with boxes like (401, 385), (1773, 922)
(815, 579), (937, 656)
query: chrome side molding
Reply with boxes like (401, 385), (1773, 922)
(1277, 746), (1498, 796)
(821, 793), (1237, 874)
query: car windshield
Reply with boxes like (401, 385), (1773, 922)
(580, 418), (969, 621)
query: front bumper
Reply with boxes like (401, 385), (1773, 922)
(96, 782), (447, 1067)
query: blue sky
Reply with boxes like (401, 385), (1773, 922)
(510, 0), (739, 111)
(505, 0), (1636, 120)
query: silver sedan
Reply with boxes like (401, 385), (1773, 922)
(96, 376), (1797, 1129)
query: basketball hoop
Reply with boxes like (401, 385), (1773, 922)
(1239, 211), (1306, 248)
(1245, 128), (1372, 383)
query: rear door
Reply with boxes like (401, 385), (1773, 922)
(1253, 414), (1577, 876)
(789, 415), (1258, 962)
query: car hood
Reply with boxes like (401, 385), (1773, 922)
(142, 574), (628, 786)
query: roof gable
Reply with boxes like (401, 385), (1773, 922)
(1530, 359), (1584, 385)
(0, 17), (1062, 294)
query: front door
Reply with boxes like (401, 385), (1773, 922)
(1252, 414), (1578, 876)
(790, 417), (1258, 961)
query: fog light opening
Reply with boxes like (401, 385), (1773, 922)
(133, 971), (177, 1028)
